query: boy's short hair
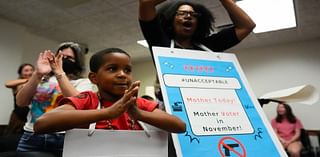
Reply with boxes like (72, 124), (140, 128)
(90, 48), (130, 73)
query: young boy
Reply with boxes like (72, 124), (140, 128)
(34, 48), (186, 133)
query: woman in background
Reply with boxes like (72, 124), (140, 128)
(139, 1), (255, 156)
(4, 63), (34, 134)
(16, 42), (95, 156)
(271, 103), (303, 157)
(0, 64), (34, 153)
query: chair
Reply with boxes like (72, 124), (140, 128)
(300, 128), (315, 157)
(316, 132), (320, 157)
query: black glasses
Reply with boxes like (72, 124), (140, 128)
(176, 11), (200, 18)
(63, 55), (76, 62)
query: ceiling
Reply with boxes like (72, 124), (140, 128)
(0, 0), (319, 61)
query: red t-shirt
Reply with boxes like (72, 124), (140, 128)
(59, 91), (158, 130)
(271, 118), (303, 141)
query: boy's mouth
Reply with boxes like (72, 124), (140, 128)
(113, 83), (129, 89)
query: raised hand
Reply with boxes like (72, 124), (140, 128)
(36, 50), (53, 75)
(47, 50), (64, 75)
(127, 81), (144, 120)
(139, 0), (166, 21)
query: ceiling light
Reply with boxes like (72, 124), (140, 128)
(236, 0), (296, 33)
(137, 40), (149, 48)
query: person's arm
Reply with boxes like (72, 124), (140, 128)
(288, 128), (301, 144)
(139, 0), (166, 21)
(34, 83), (139, 134)
(220, 0), (256, 41)
(47, 51), (80, 97)
(288, 119), (303, 144)
(16, 52), (52, 107)
(128, 100), (186, 133)
(271, 119), (288, 147)
(277, 134), (289, 148)
(16, 71), (44, 107)
(134, 108), (186, 133)
(34, 104), (117, 134)
(5, 79), (28, 89)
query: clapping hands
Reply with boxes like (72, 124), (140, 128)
(108, 81), (141, 119)
(36, 50), (64, 75)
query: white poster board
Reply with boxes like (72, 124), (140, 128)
(63, 129), (168, 157)
(260, 84), (319, 105)
(152, 47), (287, 157)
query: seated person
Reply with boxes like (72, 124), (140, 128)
(271, 103), (303, 157)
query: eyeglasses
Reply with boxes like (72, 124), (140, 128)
(176, 11), (200, 18)
(63, 55), (76, 62)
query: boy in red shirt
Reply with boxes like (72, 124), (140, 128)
(34, 48), (186, 133)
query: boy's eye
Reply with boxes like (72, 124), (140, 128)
(107, 66), (117, 72)
(124, 67), (132, 74)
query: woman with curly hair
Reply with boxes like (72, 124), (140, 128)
(139, 0), (255, 53)
(139, 1), (255, 156)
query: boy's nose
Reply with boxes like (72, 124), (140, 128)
(116, 70), (126, 77)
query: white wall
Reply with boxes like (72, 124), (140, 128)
(234, 39), (320, 130)
(0, 18), (24, 125)
(132, 59), (157, 98)
(21, 31), (60, 64)
(133, 39), (320, 131)
(0, 18), (59, 124)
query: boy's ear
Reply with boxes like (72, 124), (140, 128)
(88, 72), (98, 84)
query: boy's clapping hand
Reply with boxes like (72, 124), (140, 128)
(108, 81), (140, 119)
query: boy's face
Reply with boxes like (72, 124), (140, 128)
(95, 53), (132, 97)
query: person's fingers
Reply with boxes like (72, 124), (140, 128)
(57, 51), (63, 60)
(124, 81), (140, 97)
(132, 81), (140, 97)
(123, 86), (139, 102)
(43, 51), (49, 60)
(132, 81), (141, 88)
(48, 50), (55, 60)
(121, 89), (136, 104)
(126, 82), (136, 92)
(123, 81), (139, 96)
(123, 96), (137, 109)
(118, 81), (141, 105)
(43, 50), (52, 61)
(56, 50), (62, 56)
(38, 52), (44, 61)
